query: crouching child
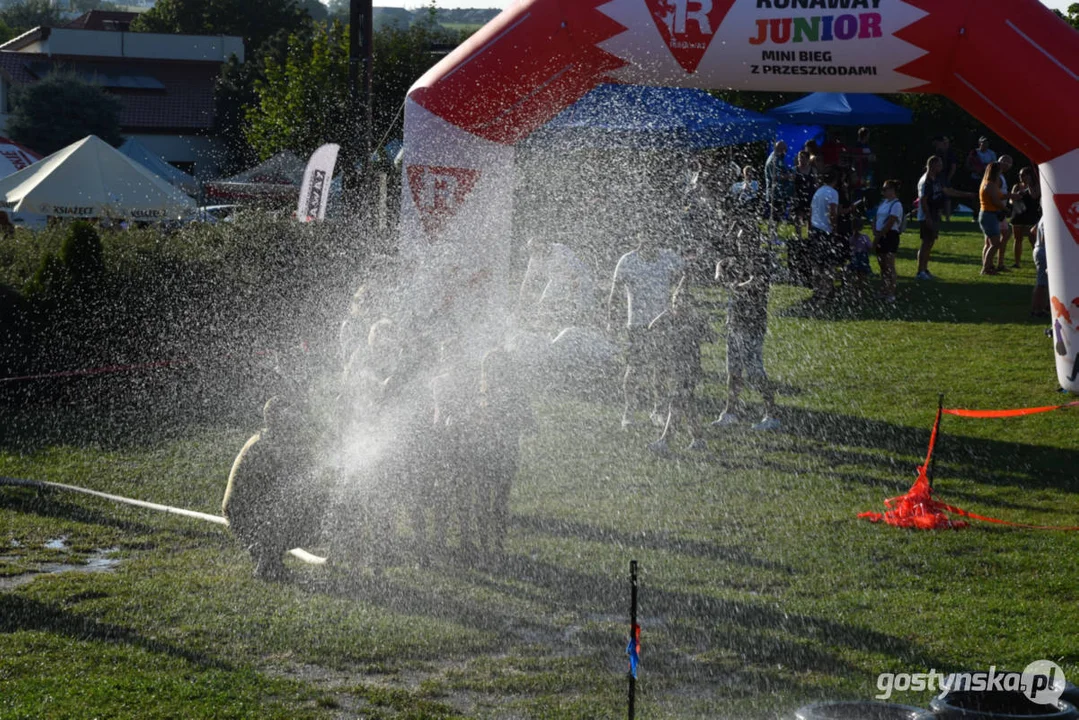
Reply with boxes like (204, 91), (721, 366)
(222, 397), (327, 580)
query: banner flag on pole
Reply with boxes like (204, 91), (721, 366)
(297, 143), (340, 222)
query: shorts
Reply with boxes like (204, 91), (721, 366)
(727, 324), (766, 381)
(626, 326), (657, 369)
(978, 210), (1001, 238)
(809, 227), (845, 267)
(1033, 241), (1048, 287)
(919, 210), (941, 242)
(850, 250), (872, 272)
(876, 229), (900, 255)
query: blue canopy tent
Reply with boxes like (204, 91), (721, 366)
(766, 93), (912, 126)
(526, 84), (777, 151)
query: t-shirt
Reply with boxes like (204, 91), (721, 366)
(918, 172), (944, 221)
(875, 198), (904, 232)
(522, 243), (596, 320)
(764, 152), (791, 198)
(810, 185), (839, 232)
(611, 248), (685, 328)
(730, 180), (760, 203)
(970, 147), (997, 180)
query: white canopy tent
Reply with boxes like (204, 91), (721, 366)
(0, 135), (197, 221)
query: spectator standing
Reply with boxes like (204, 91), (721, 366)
(978, 161), (1020, 275)
(764, 140), (793, 222)
(916, 155), (975, 280)
(873, 180), (903, 303)
(607, 236), (685, 428)
(1010, 166), (1042, 269)
(730, 165), (761, 214)
(808, 168), (841, 303)
(1031, 218), (1050, 318)
(932, 136), (959, 220)
(788, 150), (817, 285)
(966, 136), (997, 190)
(993, 154), (1015, 271)
(849, 216), (873, 288)
(850, 127), (875, 201)
(820, 130), (848, 170)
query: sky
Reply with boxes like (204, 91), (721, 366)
(369, 0), (1071, 10)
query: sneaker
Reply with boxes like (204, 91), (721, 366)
(686, 439), (708, 452)
(752, 416), (782, 432)
(711, 411), (741, 427)
(996, 265), (1010, 272)
(915, 271), (931, 281)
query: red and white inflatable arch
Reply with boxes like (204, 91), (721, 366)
(401, 0), (1079, 392)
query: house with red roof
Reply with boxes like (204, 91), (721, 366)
(0, 11), (244, 179)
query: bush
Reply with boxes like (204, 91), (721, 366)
(59, 221), (105, 284)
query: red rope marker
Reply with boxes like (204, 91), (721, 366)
(859, 399), (1079, 530)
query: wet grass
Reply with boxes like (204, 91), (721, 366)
(2, 222), (1078, 718)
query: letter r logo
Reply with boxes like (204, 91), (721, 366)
(672, 0), (714, 35)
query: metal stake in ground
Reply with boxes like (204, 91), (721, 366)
(628, 559), (639, 720)
(929, 393), (944, 490)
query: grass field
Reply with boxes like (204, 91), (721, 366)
(2, 222), (1077, 719)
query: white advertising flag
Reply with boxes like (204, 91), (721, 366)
(297, 143), (340, 222)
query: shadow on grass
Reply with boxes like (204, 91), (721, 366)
(777, 274), (1037, 325)
(0, 593), (233, 671)
(314, 550), (940, 689)
(771, 405), (1079, 496)
(513, 515), (794, 573)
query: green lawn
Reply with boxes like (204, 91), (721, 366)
(2, 222), (1077, 719)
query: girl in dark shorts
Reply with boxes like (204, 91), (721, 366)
(873, 179), (903, 303)
(1010, 166), (1042, 269)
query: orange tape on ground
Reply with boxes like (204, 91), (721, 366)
(943, 401), (1079, 418)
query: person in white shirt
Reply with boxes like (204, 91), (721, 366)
(808, 168), (841, 302)
(517, 239), (596, 329)
(916, 155), (976, 281)
(607, 237), (685, 428)
(873, 179), (904, 303)
(730, 165), (760, 212)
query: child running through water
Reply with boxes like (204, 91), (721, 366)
(712, 229), (781, 431)
(647, 275), (716, 455)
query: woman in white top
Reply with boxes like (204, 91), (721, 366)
(873, 179), (903, 303)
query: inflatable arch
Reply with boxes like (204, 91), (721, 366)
(400, 0), (1079, 393)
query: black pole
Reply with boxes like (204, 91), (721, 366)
(629, 559), (638, 720)
(346, 0), (373, 210)
(929, 393), (944, 490)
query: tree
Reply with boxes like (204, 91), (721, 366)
(130, 0), (315, 57)
(7, 72), (123, 156)
(0, 0), (62, 33)
(245, 20), (462, 160)
(1058, 4), (1079, 29)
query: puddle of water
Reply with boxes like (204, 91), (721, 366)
(44, 536), (68, 550)
(0, 547), (121, 592)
